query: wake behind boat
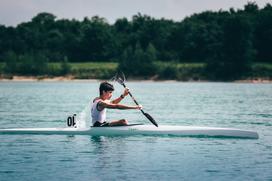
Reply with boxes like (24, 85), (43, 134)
(0, 124), (259, 139)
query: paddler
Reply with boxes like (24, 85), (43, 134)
(91, 81), (142, 127)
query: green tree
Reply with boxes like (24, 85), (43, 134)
(17, 52), (48, 75)
(3, 51), (18, 73)
(119, 46), (133, 75)
(254, 3), (272, 62)
(80, 16), (115, 61)
(118, 42), (157, 77)
(60, 56), (71, 75)
(206, 14), (255, 80)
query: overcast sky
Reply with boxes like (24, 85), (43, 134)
(0, 0), (270, 26)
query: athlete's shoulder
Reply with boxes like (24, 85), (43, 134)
(93, 97), (101, 103)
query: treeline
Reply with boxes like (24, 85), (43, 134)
(0, 2), (272, 80)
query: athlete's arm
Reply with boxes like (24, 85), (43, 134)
(111, 96), (123, 104)
(99, 100), (142, 110)
(111, 88), (129, 104)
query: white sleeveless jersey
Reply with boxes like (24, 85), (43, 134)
(91, 99), (106, 124)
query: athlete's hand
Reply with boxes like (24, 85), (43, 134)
(137, 104), (143, 110)
(123, 88), (130, 97)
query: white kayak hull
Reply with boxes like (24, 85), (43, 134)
(0, 125), (258, 139)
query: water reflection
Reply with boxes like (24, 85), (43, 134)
(89, 136), (132, 180)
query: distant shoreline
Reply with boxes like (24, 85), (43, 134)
(0, 75), (271, 83)
(0, 76), (99, 82)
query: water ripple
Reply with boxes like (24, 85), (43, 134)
(0, 82), (271, 181)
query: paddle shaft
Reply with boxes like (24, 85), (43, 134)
(121, 83), (144, 114)
(119, 80), (158, 127)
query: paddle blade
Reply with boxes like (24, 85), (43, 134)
(143, 112), (158, 127)
(111, 71), (126, 85)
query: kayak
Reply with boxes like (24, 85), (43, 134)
(0, 124), (258, 139)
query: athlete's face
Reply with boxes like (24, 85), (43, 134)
(104, 90), (113, 99)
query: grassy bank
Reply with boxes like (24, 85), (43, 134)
(1, 62), (272, 81)
(49, 62), (118, 79)
(250, 63), (272, 79)
(156, 62), (206, 81)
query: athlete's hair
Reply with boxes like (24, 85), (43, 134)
(99, 81), (114, 95)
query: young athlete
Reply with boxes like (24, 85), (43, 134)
(91, 81), (142, 127)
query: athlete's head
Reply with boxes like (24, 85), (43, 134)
(99, 81), (114, 96)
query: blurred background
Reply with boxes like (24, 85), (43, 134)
(0, 1), (271, 81)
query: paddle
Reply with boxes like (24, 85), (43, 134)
(112, 72), (158, 127)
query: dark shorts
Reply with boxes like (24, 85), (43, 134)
(93, 121), (110, 127)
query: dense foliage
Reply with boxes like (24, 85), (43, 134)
(0, 2), (271, 80)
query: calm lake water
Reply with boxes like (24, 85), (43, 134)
(0, 81), (271, 181)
